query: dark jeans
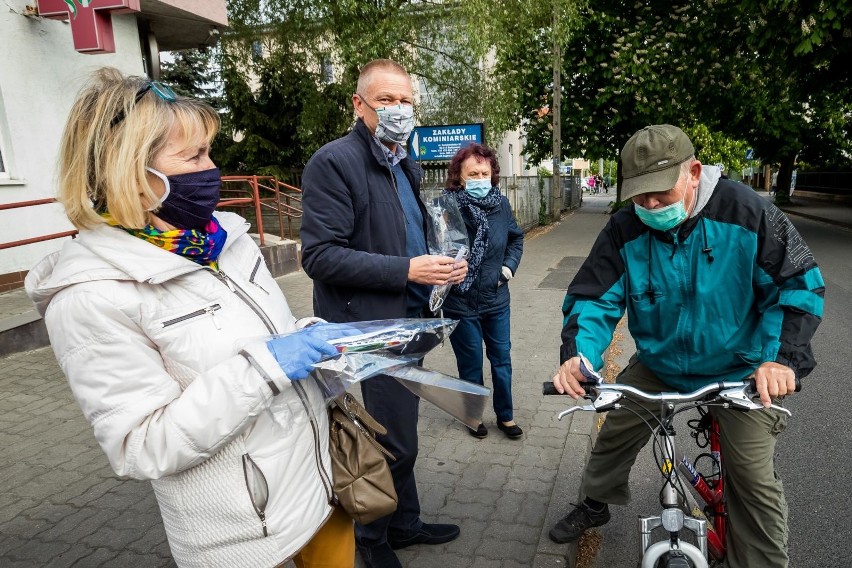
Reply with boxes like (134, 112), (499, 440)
(446, 306), (514, 423)
(356, 375), (422, 546)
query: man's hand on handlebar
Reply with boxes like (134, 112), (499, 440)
(752, 362), (797, 408)
(552, 356), (590, 399)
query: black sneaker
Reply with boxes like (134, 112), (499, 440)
(357, 542), (402, 568)
(548, 502), (610, 543)
(388, 522), (460, 550)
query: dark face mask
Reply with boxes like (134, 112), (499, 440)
(146, 167), (221, 231)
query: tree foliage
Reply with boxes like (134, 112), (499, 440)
(192, 0), (849, 196)
(160, 49), (219, 101)
(506, 0), (851, 203)
(218, 0), (513, 173)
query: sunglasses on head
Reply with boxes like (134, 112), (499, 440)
(110, 81), (177, 128)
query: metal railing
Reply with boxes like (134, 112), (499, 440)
(0, 199), (77, 250)
(794, 171), (852, 195)
(0, 177), (304, 253)
(422, 174), (579, 231)
(219, 175), (303, 243)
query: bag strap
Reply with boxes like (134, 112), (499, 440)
(332, 394), (396, 461)
(334, 394), (387, 436)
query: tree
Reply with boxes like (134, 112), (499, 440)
(731, 0), (852, 201)
(160, 48), (219, 102)
(213, 42), (353, 177)
(218, 0), (510, 174)
(513, 0), (851, 204)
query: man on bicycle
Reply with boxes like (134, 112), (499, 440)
(549, 124), (824, 568)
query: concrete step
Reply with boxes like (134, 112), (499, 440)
(0, 287), (48, 357)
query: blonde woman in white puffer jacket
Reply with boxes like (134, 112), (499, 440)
(25, 68), (355, 568)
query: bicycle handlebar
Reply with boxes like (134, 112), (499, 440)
(542, 377), (801, 399)
(543, 379), (795, 419)
(544, 380), (747, 402)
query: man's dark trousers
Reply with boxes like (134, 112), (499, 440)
(355, 307), (427, 546)
(356, 375), (422, 545)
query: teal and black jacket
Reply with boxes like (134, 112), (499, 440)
(560, 177), (824, 391)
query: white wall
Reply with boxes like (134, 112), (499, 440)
(0, 11), (144, 275)
(494, 129), (542, 178)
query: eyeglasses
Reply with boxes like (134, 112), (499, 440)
(110, 81), (178, 128)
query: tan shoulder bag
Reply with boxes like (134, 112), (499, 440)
(328, 393), (398, 524)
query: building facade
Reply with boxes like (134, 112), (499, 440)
(0, 1), (227, 290)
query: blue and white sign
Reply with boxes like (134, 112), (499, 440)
(408, 123), (484, 162)
(745, 148), (755, 160)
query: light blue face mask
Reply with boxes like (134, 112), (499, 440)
(464, 178), (492, 199)
(635, 199), (688, 231)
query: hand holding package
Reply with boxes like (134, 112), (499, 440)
(266, 323), (359, 381)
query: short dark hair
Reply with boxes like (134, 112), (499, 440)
(445, 143), (501, 189)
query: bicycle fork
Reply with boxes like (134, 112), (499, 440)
(639, 429), (710, 568)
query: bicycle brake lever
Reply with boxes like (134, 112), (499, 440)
(556, 391), (622, 420)
(719, 386), (793, 416)
(556, 404), (595, 420)
(768, 403), (792, 417)
(719, 387), (763, 411)
(591, 390), (622, 411)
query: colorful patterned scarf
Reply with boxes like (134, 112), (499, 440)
(444, 186), (503, 292)
(102, 214), (228, 268)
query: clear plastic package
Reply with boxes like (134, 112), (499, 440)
(423, 192), (470, 312)
(265, 318), (491, 427)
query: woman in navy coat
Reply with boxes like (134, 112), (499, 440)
(442, 144), (524, 439)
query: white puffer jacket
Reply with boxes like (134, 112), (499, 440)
(26, 212), (335, 568)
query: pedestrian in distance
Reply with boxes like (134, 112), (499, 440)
(549, 124), (824, 568)
(25, 67), (358, 568)
(441, 143), (524, 440)
(300, 59), (468, 568)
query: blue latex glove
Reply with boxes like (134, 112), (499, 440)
(300, 322), (362, 342)
(266, 334), (340, 381)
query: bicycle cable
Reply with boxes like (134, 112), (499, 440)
(613, 399), (694, 509)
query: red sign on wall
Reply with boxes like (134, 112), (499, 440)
(37, 0), (141, 54)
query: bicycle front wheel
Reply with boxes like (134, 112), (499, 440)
(654, 551), (696, 568)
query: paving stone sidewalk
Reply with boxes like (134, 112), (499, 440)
(0, 195), (615, 567)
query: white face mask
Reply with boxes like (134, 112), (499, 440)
(358, 95), (415, 145)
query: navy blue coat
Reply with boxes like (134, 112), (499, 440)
(301, 120), (427, 322)
(441, 191), (524, 317)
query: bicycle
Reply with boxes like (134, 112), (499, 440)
(544, 360), (794, 568)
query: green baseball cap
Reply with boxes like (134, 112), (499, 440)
(620, 124), (695, 201)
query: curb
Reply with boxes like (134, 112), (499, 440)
(532, 322), (631, 568)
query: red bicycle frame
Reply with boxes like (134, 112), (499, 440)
(677, 415), (727, 560)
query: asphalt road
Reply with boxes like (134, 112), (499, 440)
(586, 213), (852, 568)
(779, 215), (852, 568)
